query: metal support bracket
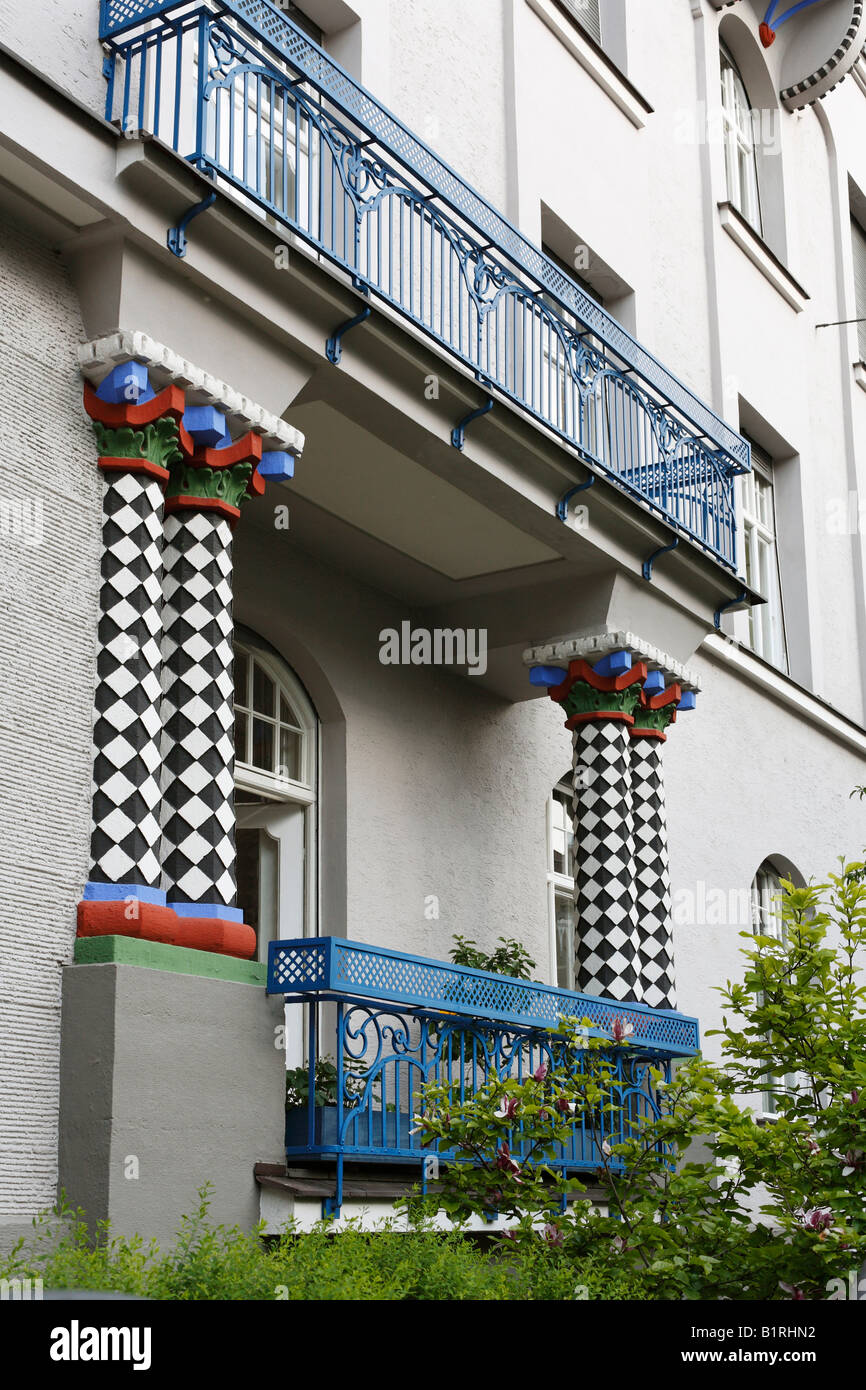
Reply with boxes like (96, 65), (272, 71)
(167, 190), (217, 259)
(451, 397), (493, 449)
(326, 306), (371, 364)
(556, 473), (595, 522)
(714, 586), (748, 630)
(642, 538), (679, 582)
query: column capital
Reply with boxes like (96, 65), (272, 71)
(81, 335), (304, 521)
(630, 683), (683, 741)
(164, 427), (264, 526)
(547, 655), (648, 727)
(85, 375), (189, 484)
(79, 330), (304, 455)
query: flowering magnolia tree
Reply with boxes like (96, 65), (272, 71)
(411, 865), (866, 1301)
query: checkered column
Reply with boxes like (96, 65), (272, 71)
(629, 678), (685, 1011)
(157, 407), (291, 955)
(546, 651), (648, 1003)
(78, 363), (186, 935)
(159, 509), (239, 922)
(570, 718), (641, 1001)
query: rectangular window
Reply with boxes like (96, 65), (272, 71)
(559, 0), (602, 47)
(548, 784), (577, 990)
(740, 438), (788, 671)
(852, 217), (866, 365)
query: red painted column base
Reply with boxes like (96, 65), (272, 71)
(77, 901), (256, 960)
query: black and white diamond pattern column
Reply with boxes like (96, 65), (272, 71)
(87, 470), (167, 895)
(80, 363), (186, 920)
(159, 511), (240, 920)
(572, 721), (642, 1003)
(630, 734), (676, 1010)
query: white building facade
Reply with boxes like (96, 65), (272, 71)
(0, 0), (865, 1242)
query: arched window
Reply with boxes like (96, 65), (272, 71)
(750, 858), (801, 1115)
(547, 778), (576, 989)
(720, 45), (762, 234)
(750, 858), (786, 941)
(233, 639), (318, 962)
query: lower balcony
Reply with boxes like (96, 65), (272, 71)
(266, 937), (699, 1217)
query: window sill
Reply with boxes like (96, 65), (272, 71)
(854, 362), (866, 396)
(703, 631), (866, 755)
(717, 202), (809, 312)
(525, 0), (653, 129)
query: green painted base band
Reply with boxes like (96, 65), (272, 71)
(73, 934), (267, 986)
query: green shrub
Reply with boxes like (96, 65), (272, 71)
(0, 1188), (651, 1301)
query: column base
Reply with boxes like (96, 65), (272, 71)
(76, 900), (256, 960)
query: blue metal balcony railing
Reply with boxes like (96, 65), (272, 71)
(267, 938), (699, 1213)
(99, 0), (750, 572)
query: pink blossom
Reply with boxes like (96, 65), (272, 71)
(805, 1137), (820, 1155)
(802, 1206), (833, 1233)
(543, 1223), (565, 1248)
(779, 1282), (807, 1300)
(610, 1017), (634, 1043)
(494, 1096), (520, 1121)
(495, 1143), (522, 1179)
(533, 1063), (548, 1082)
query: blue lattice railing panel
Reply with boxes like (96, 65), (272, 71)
(269, 938), (700, 1054)
(98, 0), (750, 572)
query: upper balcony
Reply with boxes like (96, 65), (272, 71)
(99, 0), (751, 577)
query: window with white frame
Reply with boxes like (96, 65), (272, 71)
(720, 45), (762, 235)
(233, 640), (318, 964)
(740, 438), (787, 671)
(751, 860), (801, 1116)
(548, 780), (577, 990)
(852, 216), (866, 365)
(194, 43), (319, 237)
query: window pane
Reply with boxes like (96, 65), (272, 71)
(234, 651), (249, 708)
(560, 0), (601, 45)
(279, 726), (302, 783)
(552, 788), (576, 877)
(280, 692), (298, 726)
(252, 717), (275, 771)
(235, 828), (260, 937)
(555, 893), (576, 991)
(234, 709), (248, 764)
(721, 49), (761, 233)
(253, 662), (276, 717)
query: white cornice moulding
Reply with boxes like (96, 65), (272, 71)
(522, 630), (702, 691)
(703, 633), (866, 754)
(523, 0), (651, 129)
(78, 330), (305, 456)
(718, 203), (810, 312)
